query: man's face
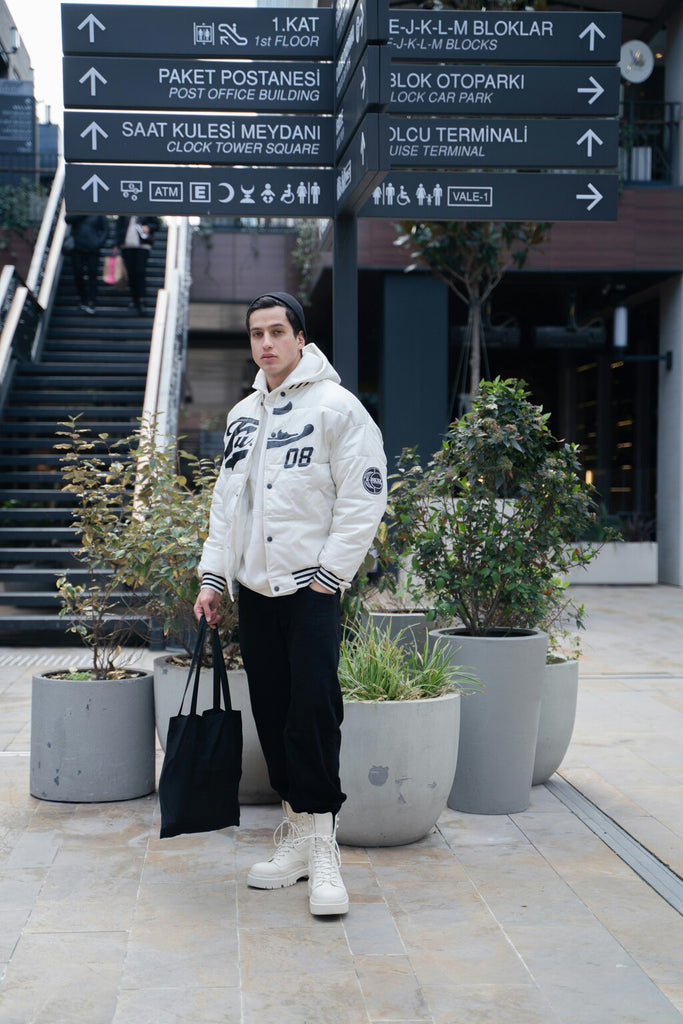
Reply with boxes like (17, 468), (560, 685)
(248, 306), (305, 389)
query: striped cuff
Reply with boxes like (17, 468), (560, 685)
(201, 572), (226, 595)
(314, 566), (345, 593)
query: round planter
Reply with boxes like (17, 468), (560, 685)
(431, 628), (547, 815)
(337, 692), (461, 846)
(532, 657), (579, 786)
(30, 670), (155, 803)
(153, 657), (278, 805)
(363, 611), (430, 651)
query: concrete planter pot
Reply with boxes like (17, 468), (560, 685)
(153, 656), (278, 805)
(30, 671), (155, 802)
(338, 692), (461, 847)
(567, 541), (658, 585)
(532, 657), (579, 786)
(431, 628), (547, 815)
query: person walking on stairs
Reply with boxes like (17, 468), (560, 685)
(113, 215), (160, 315)
(64, 214), (109, 315)
(194, 291), (387, 917)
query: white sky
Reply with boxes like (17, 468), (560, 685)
(10, 0), (256, 128)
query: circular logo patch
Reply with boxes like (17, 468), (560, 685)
(362, 467), (384, 495)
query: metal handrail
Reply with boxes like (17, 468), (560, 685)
(140, 217), (192, 445)
(26, 162), (65, 294)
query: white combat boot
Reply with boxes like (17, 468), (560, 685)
(308, 812), (349, 916)
(247, 801), (313, 889)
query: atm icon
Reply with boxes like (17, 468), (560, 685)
(149, 181), (183, 202)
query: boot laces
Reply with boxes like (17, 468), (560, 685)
(310, 834), (343, 886)
(272, 816), (307, 860)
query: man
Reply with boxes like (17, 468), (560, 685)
(194, 292), (386, 916)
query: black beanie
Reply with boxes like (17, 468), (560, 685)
(248, 292), (306, 339)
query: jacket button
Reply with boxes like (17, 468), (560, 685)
(267, 483), (272, 489)
(274, 586), (280, 592)
(280, 391), (285, 397)
(267, 536), (272, 542)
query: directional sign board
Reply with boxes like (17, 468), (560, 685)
(388, 65), (619, 116)
(65, 111), (335, 166)
(336, 113), (388, 215)
(387, 117), (619, 169)
(65, 164), (335, 217)
(62, 4), (334, 60)
(63, 57), (334, 113)
(336, 46), (390, 160)
(335, 0), (389, 101)
(386, 11), (621, 63)
(361, 171), (618, 221)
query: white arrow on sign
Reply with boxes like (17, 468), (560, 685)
(576, 128), (603, 157)
(81, 174), (109, 203)
(576, 182), (603, 211)
(360, 131), (366, 165)
(577, 76), (604, 105)
(360, 64), (367, 101)
(79, 67), (107, 97)
(80, 120), (109, 151)
(578, 22), (606, 52)
(77, 13), (106, 43)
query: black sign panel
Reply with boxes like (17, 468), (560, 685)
(65, 111), (334, 167)
(0, 81), (35, 155)
(65, 164), (334, 216)
(388, 117), (619, 169)
(61, 4), (334, 60)
(387, 11), (621, 63)
(335, 0), (389, 100)
(336, 46), (390, 160)
(361, 171), (618, 221)
(63, 57), (333, 113)
(388, 65), (619, 116)
(336, 113), (388, 215)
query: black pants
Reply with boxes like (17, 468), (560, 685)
(71, 250), (99, 305)
(121, 247), (149, 305)
(238, 584), (346, 815)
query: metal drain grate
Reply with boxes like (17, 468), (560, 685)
(546, 776), (683, 916)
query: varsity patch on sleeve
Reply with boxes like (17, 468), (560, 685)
(362, 467), (384, 494)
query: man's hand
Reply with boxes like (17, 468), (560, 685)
(309, 580), (334, 594)
(193, 587), (223, 627)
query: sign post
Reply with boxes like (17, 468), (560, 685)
(61, 0), (623, 393)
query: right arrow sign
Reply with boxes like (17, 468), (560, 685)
(360, 172), (618, 220)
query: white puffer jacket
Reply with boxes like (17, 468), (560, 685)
(198, 344), (387, 598)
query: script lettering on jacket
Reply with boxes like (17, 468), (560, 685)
(224, 416), (259, 470)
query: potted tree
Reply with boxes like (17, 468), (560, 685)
(119, 422), (277, 804)
(30, 419), (155, 803)
(337, 619), (480, 846)
(390, 378), (598, 814)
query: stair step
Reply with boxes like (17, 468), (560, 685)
(2, 409), (145, 422)
(7, 390), (144, 403)
(0, 612), (148, 633)
(0, 508), (75, 525)
(0, 567), (108, 581)
(0, 471), (65, 484)
(0, 547), (81, 565)
(0, 591), (139, 607)
(0, 527), (79, 543)
(0, 489), (80, 504)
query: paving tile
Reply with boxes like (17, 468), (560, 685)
(242, 968), (369, 1024)
(354, 953), (431, 1021)
(111, 985), (242, 1024)
(342, 898), (406, 955)
(417, 978), (557, 1024)
(0, 931), (127, 1024)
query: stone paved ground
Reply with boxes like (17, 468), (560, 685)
(0, 585), (681, 1024)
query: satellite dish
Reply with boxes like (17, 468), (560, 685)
(620, 40), (655, 83)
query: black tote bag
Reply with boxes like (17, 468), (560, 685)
(159, 617), (242, 838)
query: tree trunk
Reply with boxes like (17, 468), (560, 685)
(469, 297), (482, 399)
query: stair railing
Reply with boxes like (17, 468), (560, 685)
(141, 216), (191, 444)
(0, 162), (66, 407)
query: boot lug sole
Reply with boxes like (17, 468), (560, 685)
(247, 868), (308, 890)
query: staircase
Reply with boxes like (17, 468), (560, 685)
(0, 232), (167, 639)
